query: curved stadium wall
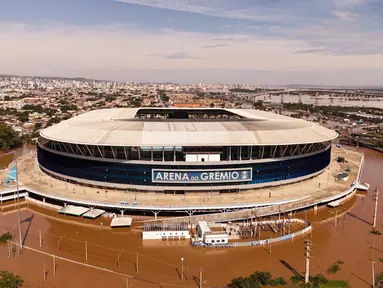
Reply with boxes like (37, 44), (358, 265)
(37, 139), (332, 192)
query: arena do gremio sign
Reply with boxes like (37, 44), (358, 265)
(152, 168), (253, 183)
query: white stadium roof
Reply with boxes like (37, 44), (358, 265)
(40, 108), (338, 146)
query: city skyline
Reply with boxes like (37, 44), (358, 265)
(1, 0), (383, 86)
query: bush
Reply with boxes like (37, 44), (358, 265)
(376, 272), (383, 285)
(311, 274), (328, 286)
(290, 275), (303, 283)
(0, 232), (13, 243)
(228, 271), (287, 287)
(269, 277), (287, 286)
(327, 263), (341, 274)
(0, 271), (23, 288)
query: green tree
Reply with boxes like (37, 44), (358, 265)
(0, 124), (23, 150)
(0, 271), (23, 288)
(228, 271), (286, 288)
(376, 272), (383, 287)
(33, 122), (42, 131)
(60, 104), (78, 112)
(160, 94), (170, 102)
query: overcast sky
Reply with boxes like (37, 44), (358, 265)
(1, 0), (382, 86)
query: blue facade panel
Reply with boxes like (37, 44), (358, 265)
(37, 146), (331, 188)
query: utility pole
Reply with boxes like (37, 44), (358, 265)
(373, 189), (379, 229)
(15, 154), (23, 250)
(43, 263), (47, 282)
(199, 268), (203, 288)
(53, 255), (56, 275)
(85, 241), (88, 262)
(370, 260), (376, 288)
(136, 252), (139, 274)
(304, 240), (311, 284)
(335, 209), (338, 227)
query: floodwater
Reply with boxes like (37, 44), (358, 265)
(0, 144), (35, 169)
(268, 94), (383, 109)
(0, 147), (382, 288)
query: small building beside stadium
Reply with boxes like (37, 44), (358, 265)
(37, 108), (338, 193)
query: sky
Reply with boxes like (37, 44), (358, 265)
(0, 0), (382, 86)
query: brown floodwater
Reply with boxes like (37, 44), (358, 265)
(0, 147), (382, 288)
(0, 144), (35, 169)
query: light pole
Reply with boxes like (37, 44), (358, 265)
(181, 257), (184, 281)
(12, 151), (23, 250)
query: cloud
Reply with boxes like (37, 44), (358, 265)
(332, 10), (357, 21)
(294, 48), (331, 54)
(333, 0), (379, 8)
(0, 21), (382, 85)
(203, 43), (230, 49)
(147, 52), (202, 59)
(115, 0), (320, 24)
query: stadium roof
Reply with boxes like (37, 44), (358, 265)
(40, 108), (338, 146)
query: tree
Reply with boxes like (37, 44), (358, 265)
(376, 272), (383, 288)
(60, 104), (78, 112)
(33, 122), (42, 131)
(160, 94), (170, 102)
(228, 271), (286, 288)
(0, 124), (23, 150)
(0, 271), (23, 288)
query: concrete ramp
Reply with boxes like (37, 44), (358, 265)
(58, 205), (90, 216)
(83, 209), (105, 219)
(110, 217), (132, 228)
(327, 200), (341, 208)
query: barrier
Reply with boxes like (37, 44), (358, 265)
(192, 219), (312, 248)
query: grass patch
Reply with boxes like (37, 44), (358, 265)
(370, 230), (382, 235)
(379, 258), (383, 263)
(0, 232), (13, 244)
(319, 280), (350, 288)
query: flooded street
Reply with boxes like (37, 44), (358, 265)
(0, 147), (382, 288)
(268, 94), (383, 109)
(0, 144), (35, 169)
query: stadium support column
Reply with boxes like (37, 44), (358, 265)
(152, 210), (159, 219)
(120, 209), (126, 216)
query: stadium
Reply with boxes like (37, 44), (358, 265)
(37, 107), (338, 193)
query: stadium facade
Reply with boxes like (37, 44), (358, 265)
(37, 108), (338, 193)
